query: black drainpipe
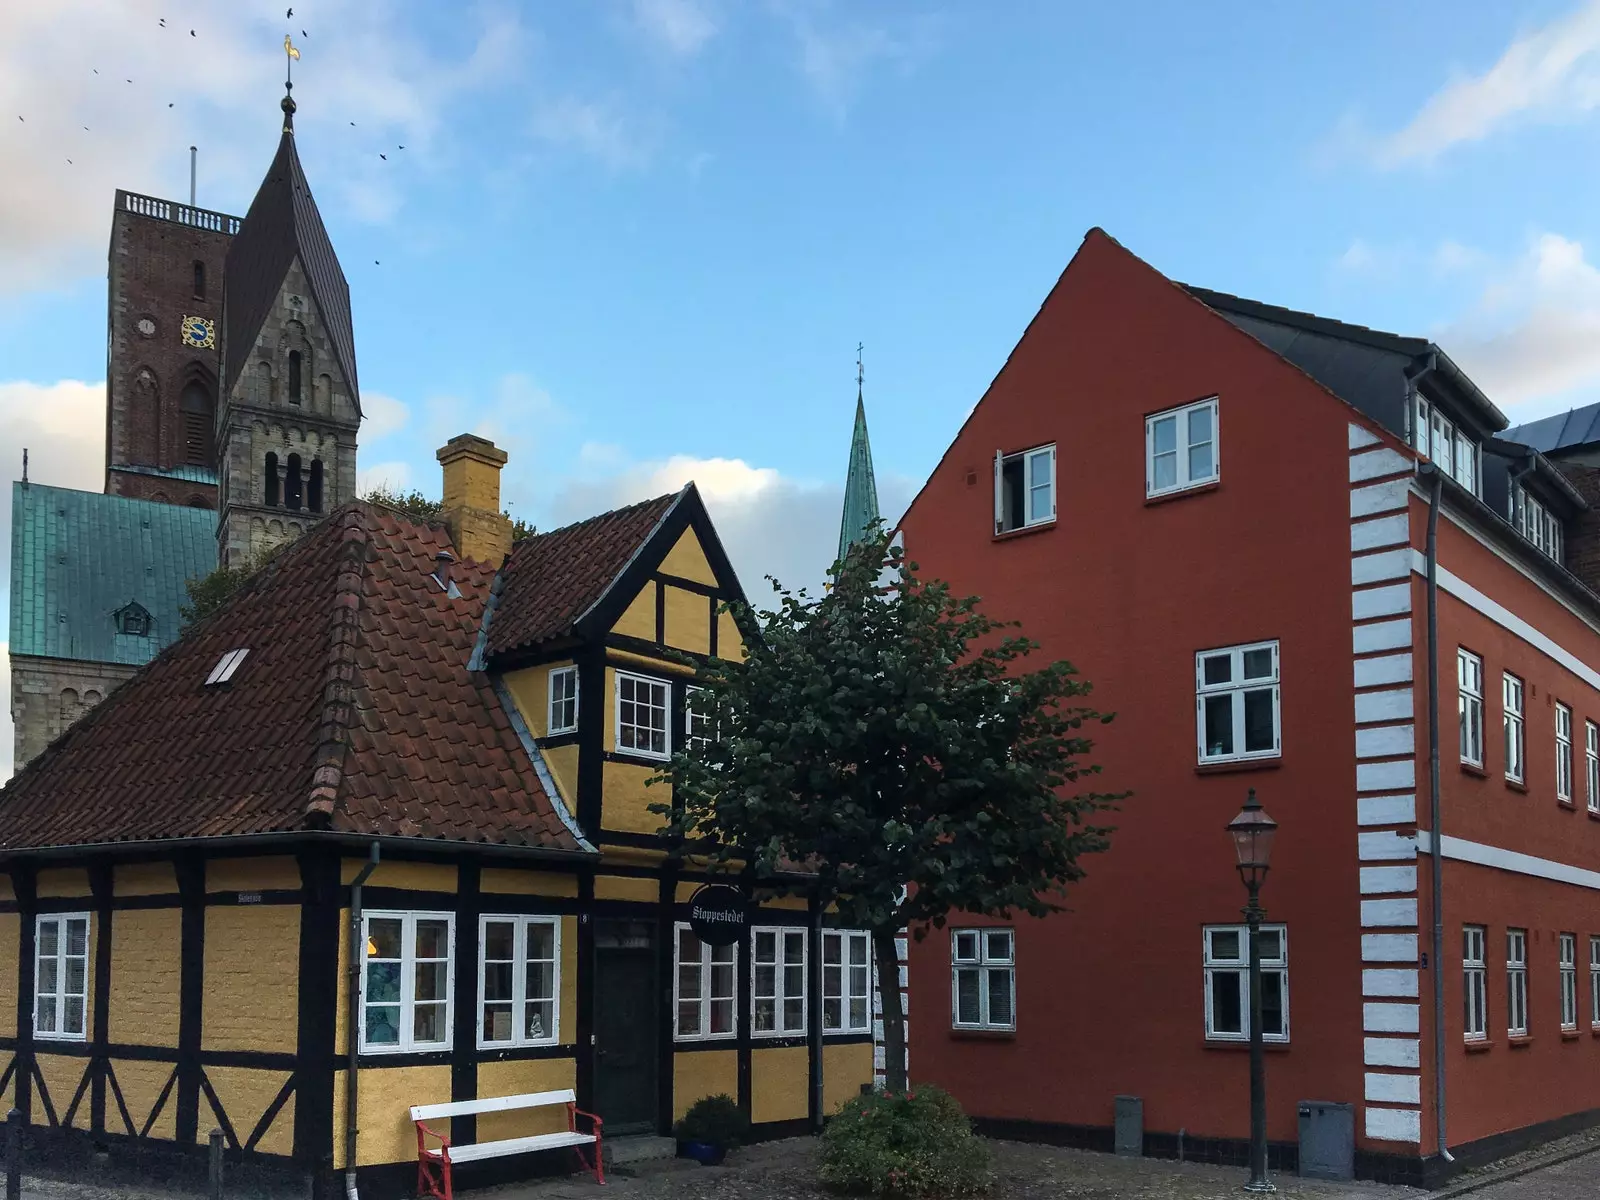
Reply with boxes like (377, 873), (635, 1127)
(345, 843), (381, 1200)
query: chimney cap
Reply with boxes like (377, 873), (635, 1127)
(436, 433), (508, 468)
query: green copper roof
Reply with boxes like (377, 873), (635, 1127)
(9, 483), (217, 665)
(837, 387), (881, 565)
(113, 464), (219, 485)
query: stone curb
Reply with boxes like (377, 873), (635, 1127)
(1433, 1141), (1600, 1199)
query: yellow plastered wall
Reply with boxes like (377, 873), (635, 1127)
(613, 582), (657, 641)
(342, 860), (458, 891)
(717, 611), (745, 661)
(114, 862), (176, 896)
(476, 1057), (577, 1142)
(823, 1042), (874, 1116)
(108, 1057), (178, 1141)
(203, 906), (300, 1053)
(207, 857), (299, 893)
(545, 744), (580, 808)
(335, 916), (349, 1057)
(333, 1064), (453, 1168)
(109, 907), (181, 1046)
(207, 1066), (295, 1156)
(36, 1054), (92, 1126)
(0, 875), (15, 902)
(481, 868), (578, 898)
(751, 1045), (809, 1124)
(660, 529), (718, 587)
(757, 895), (809, 913)
(36, 869), (90, 899)
(0, 914), (17, 1038)
(601, 761), (663, 835)
(662, 586), (710, 655)
(673, 1049), (738, 1121)
(504, 662), (576, 740)
(594, 875), (658, 903)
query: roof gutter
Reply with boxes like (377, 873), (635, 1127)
(0, 829), (597, 868)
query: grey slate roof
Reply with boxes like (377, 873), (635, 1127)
(1502, 401), (1600, 454)
(222, 114), (358, 410)
(9, 483), (217, 665)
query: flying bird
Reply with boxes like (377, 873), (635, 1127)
(159, 18), (166, 26)
(287, 7), (293, 17)
(374, 260), (380, 265)
(379, 153), (386, 160)
(190, 29), (196, 36)
(398, 145), (405, 150)
(168, 102), (174, 108)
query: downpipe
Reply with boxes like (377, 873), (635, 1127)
(345, 843), (381, 1200)
(1421, 464), (1453, 1165)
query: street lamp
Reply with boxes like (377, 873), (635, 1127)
(1227, 787), (1278, 1194)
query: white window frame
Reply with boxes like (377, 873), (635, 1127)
(751, 925), (808, 1037)
(359, 910), (455, 1054)
(1503, 673), (1525, 784)
(1463, 925), (1487, 1042)
(1511, 484), (1563, 564)
(1507, 928), (1528, 1038)
(1591, 935), (1600, 1031)
(822, 930), (872, 1035)
(1413, 395), (1480, 497)
(1557, 704), (1573, 803)
(1588, 722), (1599, 816)
(1195, 641), (1281, 765)
(1203, 924), (1289, 1044)
(950, 927), (1016, 1032)
(477, 914), (560, 1050)
(673, 923), (738, 1042)
(993, 444), (1056, 534)
(614, 670), (671, 760)
(1458, 649), (1483, 768)
(1560, 932), (1578, 1032)
(685, 685), (713, 752)
(34, 913), (91, 1042)
(1145, 397), (1220, 497)
(547, 666), (579, 736)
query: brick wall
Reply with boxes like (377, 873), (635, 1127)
(1554, 462), (1600, 594)
(10, 655), (136, 771)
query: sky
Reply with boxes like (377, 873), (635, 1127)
(5, 0), (1600, 777)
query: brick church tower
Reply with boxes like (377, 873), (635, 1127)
(215, 86), (360, 567)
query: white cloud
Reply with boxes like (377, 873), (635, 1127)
(360, 390), (410, 441)
(1373, 0), (1600, 166)
(0, 379), (105, 537)
(1336, 238), (1377, 273)
(357, 459), (413, 496)
(630, 0), (718, 56)
(531, 96), (654, 169)
(767, 0), (942, 119)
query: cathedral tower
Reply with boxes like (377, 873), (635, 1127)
(216, 87), (360, 566)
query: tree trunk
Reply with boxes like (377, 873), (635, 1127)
(873, 927), (908, 1094)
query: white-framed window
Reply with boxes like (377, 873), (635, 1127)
(752, 926), (807, 1036)
(34, 913), (90, 1040)
(478, 915), (559, 1049)
(1458, 649), (1484, 767)
(360, 911), (454, 1053)
(1196, 641), (1280, 764)
(685, 686), (713, 752)
(1588, 723), (1600, 815)
(615, 671), (670, 759)
(951, 928), (1015, 1031)
(1503, 674), (1525, 784)
(674, 924), (736, 1041)
(1560, 932), (1578, 1032)
(1463, 925), (1487, 1042)
(1591, 935), (1600, 1030)
(548, 666), (579, 735)
(1510, 484), (1563, 565)
(1507, 928), (1528, 1038)
(1146, 397), (1219, 497)
(1203, 925), (1289, 1043)
(994, 444), (1055, 534)
(1557, 704), (1574, 803)
(822, 930), (872, 1034)
(1413, 395), (1479, 497)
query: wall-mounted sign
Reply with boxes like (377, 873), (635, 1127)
(688, 884), (748, 947)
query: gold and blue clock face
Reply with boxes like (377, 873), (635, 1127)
(180, 315), (215, 349)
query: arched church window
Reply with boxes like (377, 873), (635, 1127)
(180, 380), (212, 466)
(288, 351), (303, 404)
(309, 458), (324, 513)
(264, 452), (280, 507)
(285, 453), (304, 510)
(193, 260), (206, 299)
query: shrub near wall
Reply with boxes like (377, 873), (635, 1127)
(819, 1086), (990, 1198)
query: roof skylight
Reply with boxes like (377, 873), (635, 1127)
(205, 648), (250, 686)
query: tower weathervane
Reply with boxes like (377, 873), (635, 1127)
(857, 342), (864, 395)
(282, 35), (301, 131)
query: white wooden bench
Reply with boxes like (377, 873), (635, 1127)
(411, 1088), (604, 1198)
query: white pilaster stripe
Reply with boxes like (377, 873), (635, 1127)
(1363, 969), (1419, 998)
(1365, 1107), (1422, 1143)
(1352, 479), (1410, 518)
(1354, 619), (1413, 654)
(1366, 1073), (1421, 1105)
(1352, 549), (1412, 585)
(1361, 899), (1418, 927)
(1358, 761), (1415, 793)
(1350, 425), (1382, 450)
(1362, 935), (1419, 963)
(1357, 794), (1415, 826)
(1350, 447), (1412, 483)
(1359, 830), (1416, 861)
(1352, 513), (1410, 553)
(1356, 725), (1415, 759)
(1417, 831), (1600, 891)
(1355, 688), (1414, 724)
(1354, 653), (1413, 688)
(1361, 866), (1417, 895)
(1353, 584), (1412, 620)
(1364, 1001), (1420, 1031)
(1364, 1037), (1420, 1067)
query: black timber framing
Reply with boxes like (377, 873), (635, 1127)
(450, 859), (483, 1147)
(574, 873), (596, 1113)
(655, 866), (676, 1133)
(89, 863), (113, 1137)
(294, 846), (339, 1171)
(806, 893), (823, 1132)
(173, 854), (205, 1144)
(13, 865), (37, 1123)
(575, 641), (607, 835)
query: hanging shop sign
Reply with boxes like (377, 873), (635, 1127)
(688, 884), (749, 947)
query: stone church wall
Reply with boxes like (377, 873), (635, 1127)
(10, 655), (137, 772)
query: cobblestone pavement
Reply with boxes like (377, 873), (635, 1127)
(1434, 1127), (1600, 1199)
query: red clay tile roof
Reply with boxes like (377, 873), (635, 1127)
(0, 501), (586, 854)
(486, 490), (682, 659)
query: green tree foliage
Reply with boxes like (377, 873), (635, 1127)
(179, 557), (260, 626)
(655, 526), (1125, 1094)
(361, 484), (535, 540)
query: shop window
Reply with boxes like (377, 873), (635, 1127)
(674, 924), (736, 1041)
(360, 911), (453, 1052)
(478, 915), (559, 1048)
(752, 926), (807, 1036)
(822, 930), (871, 1034)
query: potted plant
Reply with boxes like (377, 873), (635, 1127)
(673, 1094), (748, 1166)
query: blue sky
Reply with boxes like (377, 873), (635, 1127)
(4, 0), (1600, 769)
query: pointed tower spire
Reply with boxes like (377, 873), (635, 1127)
(837, 342), (881, 566)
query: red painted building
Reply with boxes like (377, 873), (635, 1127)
(900, 229), (1600, 1185)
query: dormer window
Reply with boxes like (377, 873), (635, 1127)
(114, 602), (151, 637)
(1510, 484), (1564, 564)
(1413, 396), (1478, 496)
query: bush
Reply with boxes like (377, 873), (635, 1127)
(819, 1086), (990, 1197)
(673, 1094), (749, 1148)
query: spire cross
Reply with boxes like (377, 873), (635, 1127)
(856, 342), (864, 395)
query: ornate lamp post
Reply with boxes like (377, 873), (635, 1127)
(1227, 788), (1279, 1194)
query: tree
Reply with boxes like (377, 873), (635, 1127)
(654, 528), (1126, 1094)
(180, 556), (260, 626)
(362, 484), (536, 541)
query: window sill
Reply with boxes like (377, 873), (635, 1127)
(1559, 798), (1576, 810)
(1508, 1035), (1533, 1048)
(1589, 810), (1600, 822)
(1460, 761), (1487, 778)
(1196, 758), (1282, 776)
(991, 520), (1055, 543)
(1203, 1039), (1290, 1052)
(950, 1027), (1017, 1041)
(1505, 778), (1528, 794)
(1145, 480), (1220, 507)
(31, 1034), (89, 1045)
(1464, 1039), (1493, 1054)
(1561, 1029), (1581, 1041)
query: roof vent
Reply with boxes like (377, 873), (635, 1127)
(431, 551), (462, 599)
(205, 648), (250, 686)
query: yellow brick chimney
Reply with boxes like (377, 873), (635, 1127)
(437, 434), (514, 564)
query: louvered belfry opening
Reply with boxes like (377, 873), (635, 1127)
(265, 451), (280, 506)
(179, 380), (212, 466)
(308, 458), (324, 512)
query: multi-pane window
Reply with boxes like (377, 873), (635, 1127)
(1591, 936), (1600, 1029)
(615, 671), (670, 759)
(822, 930), (872, 1034)
(1507, 928), (1528, 1038)
(1557, 704), (1574, 803)
(1458, 649), (1483, 767)
(951, 928), (1015, 1031)
(1503, 674), (1525, 784)
(1195, 641), (1280, 764)
(685, 686), (713, 752)
(994, 445), (1055, 534)
(34, 914), (90, 1040)
(1511, 484), (1564, 565)
(361, 911), (453, 1052)
(752, 927), (807, 1036)
(1146, 397), (1219, 497)
(1414, 395), (1479, 496)
(1463, 925), (1487, 1042)
(478, 915), (559, 1048)
(548, 666), (579, 735)
(1203, 925), (1289, 1043)
(675, 925), (736, 1041)
(1560, 933), (1578, 1031)
(1588, 722), (1599, 815)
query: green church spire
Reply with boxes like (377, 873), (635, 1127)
(837, 343), (881, 566)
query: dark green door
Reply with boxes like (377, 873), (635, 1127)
(594, 921), (658, 1134)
